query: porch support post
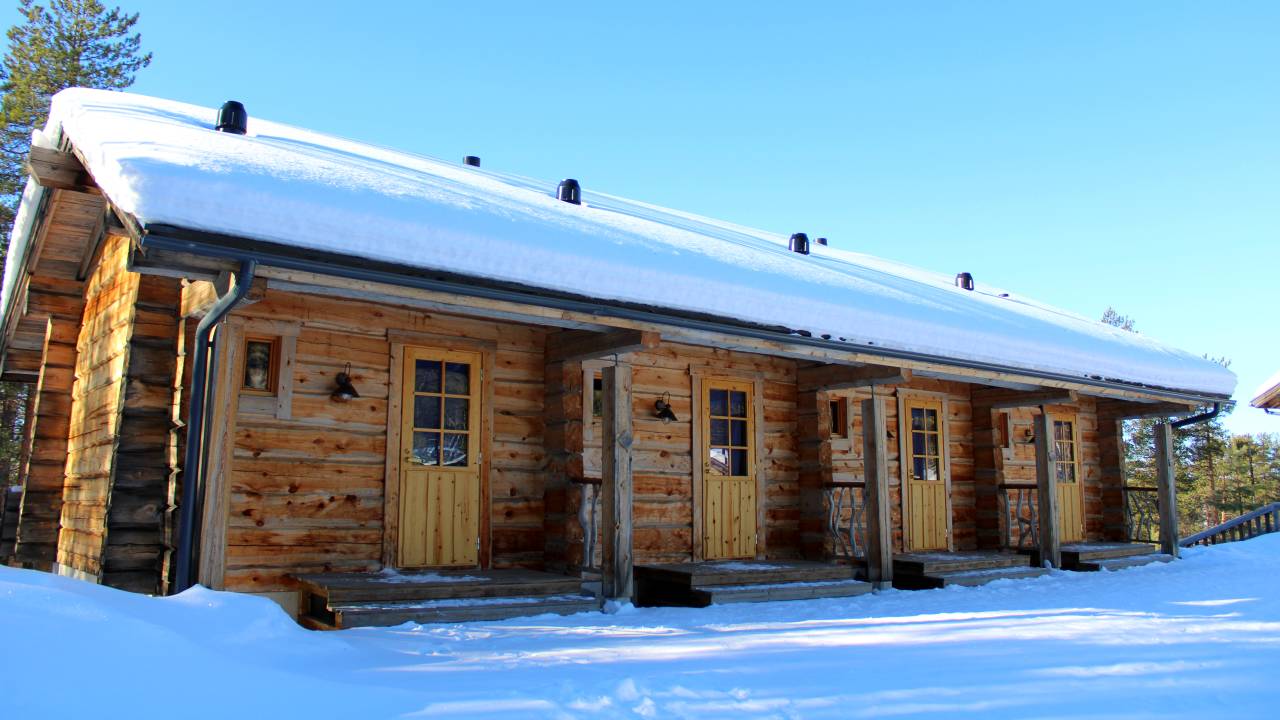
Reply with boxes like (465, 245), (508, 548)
(861, 395), (893, 588)
(1154, 422), (1180, 558)
(1034, 407), (1060, 568)
(601, 364), (634, 601)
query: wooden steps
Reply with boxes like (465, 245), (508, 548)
(892, 551), (1048, 590)
(1060, 543), (1169, 572)
(635, 559), (872, 607)
(295, 568), (600, 629)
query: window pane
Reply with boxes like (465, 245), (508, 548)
(445, 362), (470, 395)
(925, 458), (940, 481)
(926, 434), (940, 459)
(923, 410), (937, 431)
(913, 457), (925, 481)
(442, 433), (469, 466)
(912, 432), (926, 456)
(1056, 464), (1067, 483)
(444, 397), (469, 430)
(415, 360), (442, 393)
(413, 432), (440, 465)
(830, 400), (844, 436)
(911, 408), (924, 431)
(244, 340), (273, 391)
(729, 391), (748, 418)
(592, 376), (603, 418)
(710, 418), (729, 446)
(709, 389), (727, 417)
(1064, 465), (1077, 483)
(731, 419), (748, 446)
(731, 449), (748, 476)
(414, 396), (441, 429)
(708, 447), (729, 475)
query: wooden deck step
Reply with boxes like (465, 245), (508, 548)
(893, 551), (1032, 576)
(694, 578), (873, 605)
(295, 568), (583, 604)
(1075, 553), (1174, 573)
(305, 593), (602, 629)
(893, 565), (1051, 590)
(1060, 543), (1157, 570)
(636, 560), (854, 588)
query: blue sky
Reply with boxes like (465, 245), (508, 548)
(26, 1), (1278, 433)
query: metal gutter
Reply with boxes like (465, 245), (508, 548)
(173, 259), (257, 594)
(138, 228), (1230, 407)
(1170, 402), (1223, 429)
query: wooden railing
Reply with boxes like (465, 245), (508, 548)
(999, 483), (1039, 550)
(1124, 486), (1160, 543)
(823, 480), (866, 561)
(1180, 503), (1280, 548)
(569, 476), (602, 573)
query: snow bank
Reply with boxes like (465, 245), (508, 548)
(8, 88), (1234, 398)
(4, 537), (1280, 718)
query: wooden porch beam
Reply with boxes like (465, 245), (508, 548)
(1154, 422), (1180, 559)
(797, 363), (910, 392)
(1034, 407), (1061, 568)
(974, 387), (1078, 410)
(1096, 399), (1197, 420)
(26, 147), (99, 194)
(546, 329), (659, 365)
(861, 395), (893, 588)
(601, 364), (635, 601)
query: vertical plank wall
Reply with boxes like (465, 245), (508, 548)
(214, 289), (549, 595)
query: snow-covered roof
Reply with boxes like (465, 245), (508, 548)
(1251, 369), (1280, 409)
(4, 88), (1236, 398)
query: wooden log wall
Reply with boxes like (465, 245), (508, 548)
(57, 233), (138, 579)
(14, 317), (79, 568)
(1096, 409), (1128, 542)
(215, 289), (549, 594)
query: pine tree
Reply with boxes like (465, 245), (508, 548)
(0, 1), (150, 490)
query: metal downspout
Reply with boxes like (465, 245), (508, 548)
(1171, 402), (1222, 429)
(173, 259), (257, 594)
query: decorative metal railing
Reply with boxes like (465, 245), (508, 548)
(823, 480), (867, 561)
(999, 483), (1039, 550)
(570, 477), (601, 573)
(1181, 502), (1280, 548)
(1124, 486), (1160, 543)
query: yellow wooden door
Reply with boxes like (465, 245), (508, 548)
(398, 347), (482, 567)
(1054, 418), (1084, 543)
(905, 400), (949, 550)
(702, 380), (756, 559)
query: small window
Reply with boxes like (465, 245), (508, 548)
(242, 336), (280, 394)
(829, 398), (847, 438)
(592, 374), (603, 418)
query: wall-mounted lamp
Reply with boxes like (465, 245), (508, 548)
(331, 363), (360, 403)
(654, 392), (678, 423)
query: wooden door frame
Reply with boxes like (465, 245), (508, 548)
(896, 388), (954, 552)
(382, 331), (496, 569)
(1054, 412), (1085, 542)
(691, 369), (766, 561)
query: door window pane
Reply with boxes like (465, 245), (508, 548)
(445, 362), (470, 395)
(708, 448), (729, 475)
(444, 397), (469, 430)
(925, 458), (940, 481)
(923, 410), (937, 431)
(731, 449), (749, 476)
(415, 360), (442, 393)
(912, 433), (926, 456)
(413, 432), (440, 465)
(729, 391), (747, 418)
(414, 396), (441, 429)
(925, 434), (940, 458)
(709, 389), (727, 417)
(731, 419), (748, 446)
(911, 408), (925, 431)
(442, 433), (469, 466)
(913, 457), (926, 481)
(710, 418), (729, 446)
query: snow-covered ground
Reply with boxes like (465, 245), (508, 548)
(4, 539), (1279, 719)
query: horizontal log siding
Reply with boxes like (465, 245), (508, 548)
(220, 289), (549, 593)
(57, 233), (138, 579)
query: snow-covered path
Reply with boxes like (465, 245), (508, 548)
(4, 538), (1279, 719)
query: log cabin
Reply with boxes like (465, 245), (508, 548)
(0, 89), (1236, 627)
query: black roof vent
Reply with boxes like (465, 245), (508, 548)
(557, 178), (581, 205)
(789, 233), (810, 255)
(955, 272), (975, 291)
(215, 100), (247, 135)
(464, 156), (480, 167)
(816, 237), (828, 246)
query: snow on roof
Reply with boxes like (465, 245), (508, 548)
(6, 88), (1236, 397)
(1251, 369), (1280, 408)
